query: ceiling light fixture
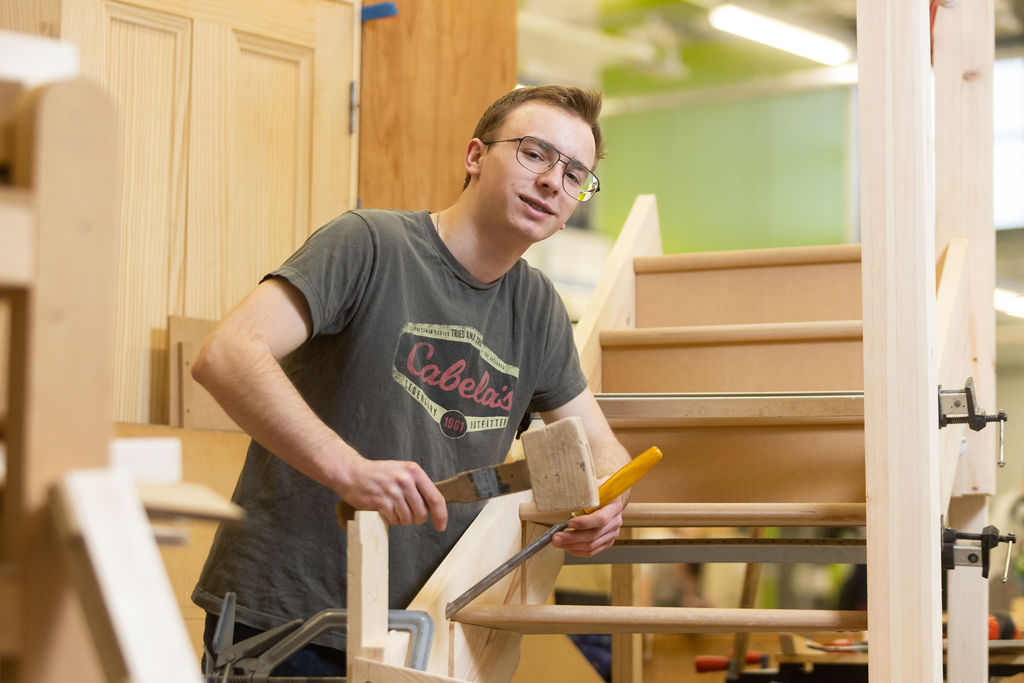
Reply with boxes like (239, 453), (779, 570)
(708, 5), (853, 66)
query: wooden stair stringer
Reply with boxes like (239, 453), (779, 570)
(573, 194), (661, 393)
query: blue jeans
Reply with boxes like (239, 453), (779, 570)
(202, 611), (347, 677)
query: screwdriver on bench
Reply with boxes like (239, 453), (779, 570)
(445, 446), (663, 619)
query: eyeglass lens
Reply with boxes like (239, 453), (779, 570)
(516, 137), (599, 201)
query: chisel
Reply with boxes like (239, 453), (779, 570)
(445, 445), (663, 619)
(335, 458), (533, 523)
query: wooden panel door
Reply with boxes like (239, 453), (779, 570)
(359, 0), (517, 211)
(3, 0), (360, 423)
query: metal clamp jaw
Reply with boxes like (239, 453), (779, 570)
(941, 524), (1016, 582)
(938, 377), (1008, 466)
(205, 592), (434, 682)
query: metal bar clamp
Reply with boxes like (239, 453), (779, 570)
(938, 376), (1008, 466)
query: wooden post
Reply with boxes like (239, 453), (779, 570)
(934, 1), (996, 500)
(347, 511), (390, 670)
(610, 529), (642, 683)
(933, 2), (995, 680)
(946, 495), (990, 682)
(857, 0), (943, 680)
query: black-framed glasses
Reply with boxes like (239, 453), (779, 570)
(480, 136), (601, 202)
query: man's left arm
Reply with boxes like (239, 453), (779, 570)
(538, 388), (632, 557)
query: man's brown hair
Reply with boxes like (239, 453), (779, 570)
(463, 85), (605, 190)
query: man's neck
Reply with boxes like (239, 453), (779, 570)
(434, 204), (526, 284)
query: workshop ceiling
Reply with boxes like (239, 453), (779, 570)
(519, 0), (1024, 93)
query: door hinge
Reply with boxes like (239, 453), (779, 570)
(349, 80), (358, 135)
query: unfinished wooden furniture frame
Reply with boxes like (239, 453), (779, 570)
(0, 77), (120, 683)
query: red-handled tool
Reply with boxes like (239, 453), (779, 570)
(695, 651), (765, 673)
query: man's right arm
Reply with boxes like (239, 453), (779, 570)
(191, 276), (447, 530)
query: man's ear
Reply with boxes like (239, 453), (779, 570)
(464, 138), (486, 181)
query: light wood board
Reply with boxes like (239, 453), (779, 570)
(857, 0), (943, 679)
(51, 469), (200, 683)
(405, 491), (564, 682)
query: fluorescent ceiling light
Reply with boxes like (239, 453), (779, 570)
(709, 5), (853, 66)
(995, 288), (1024, 318)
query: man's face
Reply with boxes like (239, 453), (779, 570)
(468, 102), (597, 246)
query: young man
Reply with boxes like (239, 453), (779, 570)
(191, 85), (632, 675)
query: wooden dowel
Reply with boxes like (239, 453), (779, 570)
(600, 320), (862, 348)
(452, 605), (868, 635)
(634, 243), (861, 274)
(519, 502), (867, 527)
(732, 527), (765, 673)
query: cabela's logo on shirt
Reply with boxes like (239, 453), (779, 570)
(392, 323), (518, 438)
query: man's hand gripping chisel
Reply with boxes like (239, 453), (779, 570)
(335, 416), (602, 524)
(445, 445), (663, 619)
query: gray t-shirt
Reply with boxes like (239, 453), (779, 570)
(192, 209), (587, 649)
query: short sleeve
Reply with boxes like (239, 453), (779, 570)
(266, 212), (377, 337)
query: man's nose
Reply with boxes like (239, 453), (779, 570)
(537, 162), (561, 190)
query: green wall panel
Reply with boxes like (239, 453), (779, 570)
(595, 87), (853, 254)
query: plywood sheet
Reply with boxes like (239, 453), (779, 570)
(168, 315), (239, 432)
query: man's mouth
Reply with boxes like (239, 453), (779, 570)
(520, 196), (554, 215)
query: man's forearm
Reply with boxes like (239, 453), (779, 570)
(192, 333), (355, 492)
(588, 431), (632, 480)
